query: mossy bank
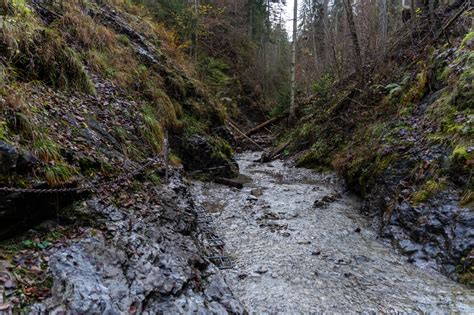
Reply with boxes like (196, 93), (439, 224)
(283, 28), (473, 284)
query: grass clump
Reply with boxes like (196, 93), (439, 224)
(140, 105), (164, 153)
(44, 162), (78, 186)
(31, 137), (61, 163)
(460, 31), (474, 49)
(58, 3), (117, 51)
(169, 153), (182, 167)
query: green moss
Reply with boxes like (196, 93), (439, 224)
(210, 136), (233, 161)
(199, 57), (231, 89)
(453, 61), (473, 110)
(451, 145), (472, 160)
(11, 0), (31, 15)
(340, 150), (398, 196)
(460, 31), (474, 49)
(145, 85), (178, 127)
(118, 34), (131, 46)
(411, 179), (447, 205)
(0, 121), (9, 142)
(297, 145), (331, 171)
(401, 68), (428, 105)
(147, 173), (161, 185)
(180, 114), (207, 136)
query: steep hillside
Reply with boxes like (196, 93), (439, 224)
(0, 0), (241, 231)
(0, 0), (244, 311)
(283, 5), (473, 283)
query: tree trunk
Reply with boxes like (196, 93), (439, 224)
(379, 0), (388, 56)
(322, 0), (330, 71)
(343, 0), (362, 78)
(1, 0), (7, 13)
(429, 0), (436, 33)
(289, 0), (298, 126)
(410, 0), (416, 19)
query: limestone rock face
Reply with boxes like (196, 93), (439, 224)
(32, 173), (244, 314)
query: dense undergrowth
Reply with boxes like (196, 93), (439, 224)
(283, 10), (473, 283)
(0, 0), (236, 188)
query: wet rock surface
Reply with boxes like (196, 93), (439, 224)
(192, 152), (474, 313)
(357, 89), (474, 277)
(30, 172), (243, 314)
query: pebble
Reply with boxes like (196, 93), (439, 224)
(255, 266), (269, 274)
(247, 195), (258, 201)
(251, 188), (263, 197)
(238, 273), (248, 280)
(297, 240), (311, 245)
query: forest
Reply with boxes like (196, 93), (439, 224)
(0, 0), (472, 313)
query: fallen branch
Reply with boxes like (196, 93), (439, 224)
(239, 115), (286, 139)
(434, 1), (470, 41)
(214, 177), (243, 189)
(327, 90), (353, 114)
(226, 120), (264, 150)
(260, 140), (290, 162)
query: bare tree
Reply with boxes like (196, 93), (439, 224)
(410, 0), (416, 20)
(343, 0), (362, 77)
(1, 0), (7, 13)
(379, 0), (388, 55)
(289, 0), (298, 125)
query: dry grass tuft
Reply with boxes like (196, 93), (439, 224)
(59, 2), (117, 51)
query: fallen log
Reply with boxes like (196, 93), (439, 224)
(226, 120), (264, 150)
(214, 177), (243, 189)
(260, 140), (290, 162)
(239, 115), (286, 138)
(434, 0), (470, 41)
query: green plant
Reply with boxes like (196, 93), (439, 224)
(312, 74), (334, 100)
(32, 137), (61, 162)
(411, 179), (447, 205)
(140, 105), (164, 153)
(199, 57), (231, 88)
(0, 121), (9, 142)
(43, 162), (77, 186)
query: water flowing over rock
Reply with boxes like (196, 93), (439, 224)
(191, 152), (474, 313)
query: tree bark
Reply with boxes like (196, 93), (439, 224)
(289, 0), (298, 126)
(343, 0), (362, 78)
(322, 0), (331, 70)
(429, 0), (436, 33)
(1, 0), (7, 14)
(240, 115), (285, 138)
(379, 0), (388, 55)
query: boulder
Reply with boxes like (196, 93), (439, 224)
(174, 134), (238, 178)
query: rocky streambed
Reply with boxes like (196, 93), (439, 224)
(191, 151), (474, 313)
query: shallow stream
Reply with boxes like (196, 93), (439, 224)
(191, 151), (473, 313)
